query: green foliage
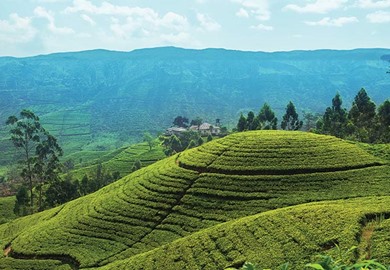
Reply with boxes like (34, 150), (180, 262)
(14, 186), (29, 216)
(45, 176), (79, 207)
(281, 101), (303, 130)
(236, 103), (277, 132)
(0, 131), (389, 269)
(0, 196), (16, 224)
(143, 132), (156, 150)
(6, 109), (63, 212)
(237, 113), (247, 132)
(131, 159), (142, 172)
(348, 88), (377, 142)
(258, 103), (278, 130)
(319, 93), (348, 138)
(377, 100), (390, 143)
(173, 116), (189, 128)
(160, 131), (204, 156)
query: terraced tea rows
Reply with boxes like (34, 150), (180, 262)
(71, 142), (165, 179)
(0, 131), (389, 269)
(178, 131), (382, 174)
(99, 196), (390, 270)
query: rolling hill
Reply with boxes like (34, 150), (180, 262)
(1, 131), (390, 269)
(0, 47), (389, 168)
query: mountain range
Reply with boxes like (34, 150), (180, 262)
(0, 47), (389, 164)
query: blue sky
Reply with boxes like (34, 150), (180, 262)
(1, 0), (390, 56)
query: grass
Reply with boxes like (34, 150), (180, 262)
(0, 130), (389, 269)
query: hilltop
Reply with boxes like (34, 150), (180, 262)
(1, 131), (390, 269)
(0, 47), (389, 167)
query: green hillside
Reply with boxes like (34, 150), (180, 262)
(69, 142), (165, 180)
(0, 131), (389, 269)
(100, 196), (390, 270)
(1, 47), (389, 167)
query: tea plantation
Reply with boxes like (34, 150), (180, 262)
(1, 131), (390, 270)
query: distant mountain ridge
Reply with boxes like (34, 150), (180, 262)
(0, 47), (389, 161)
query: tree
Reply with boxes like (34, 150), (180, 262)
(14, 186), (29, 216)
(190, 117), (203, 127)
(319, 93), (348, 138)
(143, 132), (156, 150)
(6, 109), (62, 213)
(348, 88), (376, 142)
(207, 134), (213, 142)
(45, 176), (79, 207)
(246, 111), (256, 130)
(34, 132), (63, 210)
(281, 101), (303, 130)
(237, 113), (247, 132)
(258, 103), (277, 130)
(377, 100), (390, 142)
(173, 116), (189, 128)
(302, 111), (320, 131)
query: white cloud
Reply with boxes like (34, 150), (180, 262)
(366, 10), (390, 22)
(197, 13), (221, 31)
(81, 14), (96, 26)
(356, 0), (390, 8)
(34, 6), (74, 34)
(305, 16), (359, 26)
(250, 23), (273, 31)
(161, 32), (191, 44)
(232, 0), (271, 20)
(284, 0), (347, 14)
(161, 12), (189, 31)
(0, 13), (37, 43)
(236, 8), (249, 18)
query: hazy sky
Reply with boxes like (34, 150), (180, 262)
(1, 0), (390, 56)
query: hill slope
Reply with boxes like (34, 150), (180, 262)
(0, 131), (389, 269)
(0, 47), (389, 166)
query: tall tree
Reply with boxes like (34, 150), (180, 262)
(246, 111), (257, 130)
(6, 109), (63, 213)
(377, 100), (390, 142)
(6, 110), (43, 211)
(237, 113), (247, 132)
(348, 88), (376, 142)
(281, 101), (303, 130)
(34, 132), (63, 210)
(258, 103), (277, 130)
(319, 93), (348, 138)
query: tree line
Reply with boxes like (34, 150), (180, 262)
(6, 109), (122, 216)
(235, 88), (390, 143)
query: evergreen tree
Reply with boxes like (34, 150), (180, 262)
(237, 113), (247, 132)
(258, 103), (277, 130)
(377, 100), (390, 142)
(319, 93), (348, 138)
(348, 88), (376, 142)
(281, 101), (303, 130)
(246, 111), (256, 130)
(207, 134), (213, 142)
